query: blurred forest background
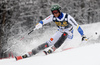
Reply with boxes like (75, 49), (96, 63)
(0, 0), (100, 58)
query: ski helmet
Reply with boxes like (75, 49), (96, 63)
(51, 5), (61, 14)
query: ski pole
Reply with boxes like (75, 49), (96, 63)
(19, 28), (36, 41)
(28, 28), (36, 35)
(85, 32), (98, 41)
(3, 28), (36, 53)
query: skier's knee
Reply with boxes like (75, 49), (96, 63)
(37, 42), (49, 50)
(32, 42), (49, 55)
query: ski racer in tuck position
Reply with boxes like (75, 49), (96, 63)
(15, 5), (88, 60)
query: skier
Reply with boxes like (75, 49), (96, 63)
(15, 5), (87, 60)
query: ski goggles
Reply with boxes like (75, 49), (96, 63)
(52, 10), (59, 14)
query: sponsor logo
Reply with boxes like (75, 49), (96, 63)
(46, 16), (51, 20)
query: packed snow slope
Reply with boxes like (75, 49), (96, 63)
(0, 22), (100, 65)
(0, 44), (100, 65)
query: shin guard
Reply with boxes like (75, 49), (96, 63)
(32, 43), (49, 55)
(54, 32), (68, 48)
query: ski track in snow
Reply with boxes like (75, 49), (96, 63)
(1, 22), (100, 65)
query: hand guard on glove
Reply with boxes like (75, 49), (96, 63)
(82, 35), (88, 41)
(35, 23), (42, 30)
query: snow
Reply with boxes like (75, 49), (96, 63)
(0, 44), (100, 65)
(0, 22), (100, 65)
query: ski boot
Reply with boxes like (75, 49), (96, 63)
(43, 46), (56, 55)
(15, 52), (32, 61)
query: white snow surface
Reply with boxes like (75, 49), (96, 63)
(0, 44), (100, 65)
(0, 22), (100, 65)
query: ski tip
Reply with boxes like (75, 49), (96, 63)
(15, 56), (23, 61)
(43, 51), (48, 55)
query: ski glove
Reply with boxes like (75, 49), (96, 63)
(35, 23), (42, 30)
(82, 35), (88, 41)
